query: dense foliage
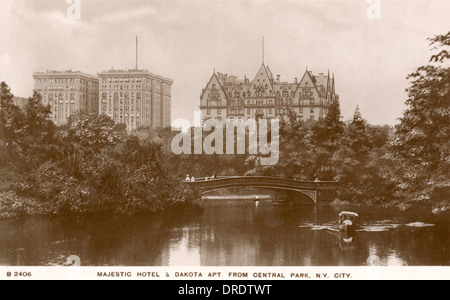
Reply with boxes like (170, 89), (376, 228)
(1, 32), (448, 217)
(0, 89), (200, 218)
(390, 31), (450, 209)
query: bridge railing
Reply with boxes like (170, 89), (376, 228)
(184, 176), (339, 189)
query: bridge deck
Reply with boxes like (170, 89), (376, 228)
(184, 176), (339, 190)
(183, 176), (339, 204)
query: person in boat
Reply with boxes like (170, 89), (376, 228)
(339, 211), (359, 230)
(339, 211), (358, 222)
(191, 176), (195, 182)
(185, 175), (190, 182)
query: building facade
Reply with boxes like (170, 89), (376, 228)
(32, 68), (173, 131)
(199, 64), (338, 124)
(97, 69), (173, 131)
(33, 70), (99, 126)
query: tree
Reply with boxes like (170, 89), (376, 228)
(311, 98), (344, 151)
(13, 91), (58, 169)
(346, 105), (370, 156)
(351, 105), (365, 132)
(70, 113), (123, 151)
(323, 98), (344, 136)
(0, 82), (25, 141)
(23, 91), (54, 139)
(333, 108), (394, 204)
(392, 31), (450, 207)
(307, 98), (345, 180)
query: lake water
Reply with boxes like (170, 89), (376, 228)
(0, 199), (448, 266)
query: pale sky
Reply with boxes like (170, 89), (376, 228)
(1, 0), (449, 125)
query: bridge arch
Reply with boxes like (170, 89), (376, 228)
(201, 186), (317, 204)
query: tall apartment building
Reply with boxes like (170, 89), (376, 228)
(199, 63), (338, 123)
(97, 69), (173, 131)
(33, 70), (99, 126)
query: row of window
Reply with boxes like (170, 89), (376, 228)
(101, 77), (143, 83)
(219, 82), (312, 92)
(209, 115), (317, 122)
(36, 85), (100, 92)
(206, 108), (317, 116)
(214, 81), (298, 90)
(100, 77), (167, 93)
(37, 86), (77, 91)
(109, 114), (143, 126)
(102, 92), (142, 98)
(210, 89), (316, 99)
(37, 78), (97, 85)
(104, 106), (140, 112)
(99, 87), (166, 96)
(45, 94), (91, 102)
(206, 98), (327, 107)
(101, 85), (144, 90)
(41, 93), (97, 101)
(225, 115), (316, 121)
(49, 100), (76, 105)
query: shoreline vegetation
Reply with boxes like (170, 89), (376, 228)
(1, 32), (449, 219)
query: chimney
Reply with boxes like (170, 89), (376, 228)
(276, 75), (280, 84)
(294, 78), (298, 84)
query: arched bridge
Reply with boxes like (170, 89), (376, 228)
(183, 176), (339, 204)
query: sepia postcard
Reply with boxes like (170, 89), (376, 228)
(0, 0), (449, 284)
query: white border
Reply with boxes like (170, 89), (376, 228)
(0, 266), (448, 280)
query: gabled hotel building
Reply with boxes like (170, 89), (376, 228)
(199, 63), (338, 123)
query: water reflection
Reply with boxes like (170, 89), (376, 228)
(383, 250), (406, 266)
(169, 226), (201, 266)
(0, 201), (448, 266)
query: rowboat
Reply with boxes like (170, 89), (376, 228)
(338, 211), (359, 232)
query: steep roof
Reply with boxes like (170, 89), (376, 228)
(200, 71), (227, 100)
(326, 70), (331, 95)
(294, 70), (321, 95)
(265, 65), (275, 81)
(249, 64), (275, 96)
(331, 73), (336, 94)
